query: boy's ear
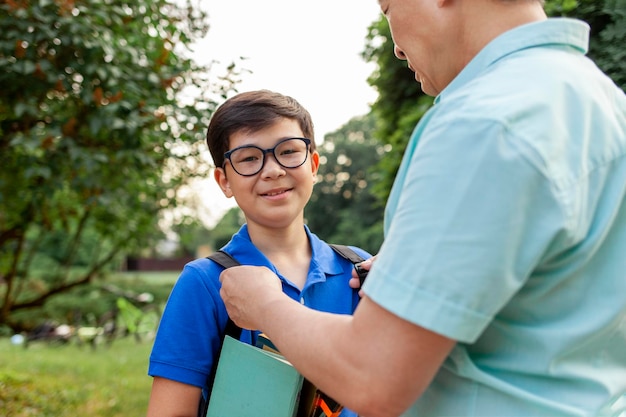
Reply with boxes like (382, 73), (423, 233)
(214, 167), (234, 198)
(310, 151), (320, 177)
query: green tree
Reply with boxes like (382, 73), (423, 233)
(362, 17), (433, 203)
(305, 114), (385, 254)
(172, 217), (213, 257)
(209, 207), (245, 251)
(545, 0), (626, 90)
(0, 0), (239, 327)
(364, 0), (626, 202)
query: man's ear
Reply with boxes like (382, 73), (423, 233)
(214, 167), (233, 198)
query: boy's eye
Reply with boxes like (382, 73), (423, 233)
(233, 148), (261, 163)
(276, 139), (307, 157)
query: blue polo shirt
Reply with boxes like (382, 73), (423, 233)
(364, 18), (626, 416)
(149, 224), (368, 416)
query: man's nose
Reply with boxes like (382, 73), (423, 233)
(394, 45), (407, 60)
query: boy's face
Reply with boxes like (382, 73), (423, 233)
(214, 118), (320, 230)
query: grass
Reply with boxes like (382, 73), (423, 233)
(0, 270), (180, 416)
(117, 271), (179, 286)
(0, 335), (154, 417)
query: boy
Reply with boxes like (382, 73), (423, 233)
(146, 90), (370, 417)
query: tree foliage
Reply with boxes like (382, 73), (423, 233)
(209, 207), (245, 251)
(305, 114), (385, 254)
(362, 18), (433, 203)
(0, 0), (239, 327)
(363, 0), (626, 202)
(546, 0), (626, 91)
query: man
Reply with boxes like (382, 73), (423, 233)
(220, 1), (626, 416)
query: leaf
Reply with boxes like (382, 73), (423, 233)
(0, 0), (239, 326)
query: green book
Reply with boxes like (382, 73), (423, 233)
(206, 335), (306, 417)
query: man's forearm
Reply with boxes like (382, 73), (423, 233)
(219, 265), (454, 417)
(254, 295), (453, 417)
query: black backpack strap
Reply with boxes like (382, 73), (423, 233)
(207, 250), (244, 339)
(329, 244), (366, 264)
(207, 250), (244, 341)
(207, 250), (241, 269)
(198, 250), (244, 417)
(329, 244), (369, 286)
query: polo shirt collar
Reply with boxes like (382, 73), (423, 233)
(436, 18), (590, 105)
(225, 224), (344, 279)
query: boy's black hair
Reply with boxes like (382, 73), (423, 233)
(206, 90), (316, 169)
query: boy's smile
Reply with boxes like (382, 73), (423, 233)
(260, 187), (293, 198)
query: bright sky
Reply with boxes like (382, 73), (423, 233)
(189, 0), (383, 226)
(194, 0), (382, 139)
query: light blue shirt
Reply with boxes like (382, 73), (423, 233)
(364, 18), (626, 416)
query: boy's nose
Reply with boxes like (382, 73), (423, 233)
(260, 153), (285, 177)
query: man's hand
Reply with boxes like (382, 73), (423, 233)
(219, 265), (283, 330)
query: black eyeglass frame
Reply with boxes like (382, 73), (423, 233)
(222, 137), (312, 177)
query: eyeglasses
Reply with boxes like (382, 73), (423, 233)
(223, 137), (312, 177)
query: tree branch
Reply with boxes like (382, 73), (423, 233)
(8, 242), (123, 313)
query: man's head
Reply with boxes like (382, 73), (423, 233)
(378, 0), (547, 96)
(206, 90), (316, 169)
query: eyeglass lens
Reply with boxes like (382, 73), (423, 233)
(226, 138), (310, 176)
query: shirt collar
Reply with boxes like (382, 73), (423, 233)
(307, 226), (347, 278)
(225, 224), (344, 278)
(436, 18), (590, 105)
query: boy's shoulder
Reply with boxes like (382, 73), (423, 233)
(308, 228), (372, 260)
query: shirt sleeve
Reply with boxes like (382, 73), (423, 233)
(148, 261), (228, 388)
(363, 116), (567, 343)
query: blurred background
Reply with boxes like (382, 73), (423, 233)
(1, 0), (624, 415)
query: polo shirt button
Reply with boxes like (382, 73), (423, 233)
(300, 297), (305, 304)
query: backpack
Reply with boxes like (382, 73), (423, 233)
(197, 244), (368, 417)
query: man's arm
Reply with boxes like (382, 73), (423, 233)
(220, 265), (455, 417)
